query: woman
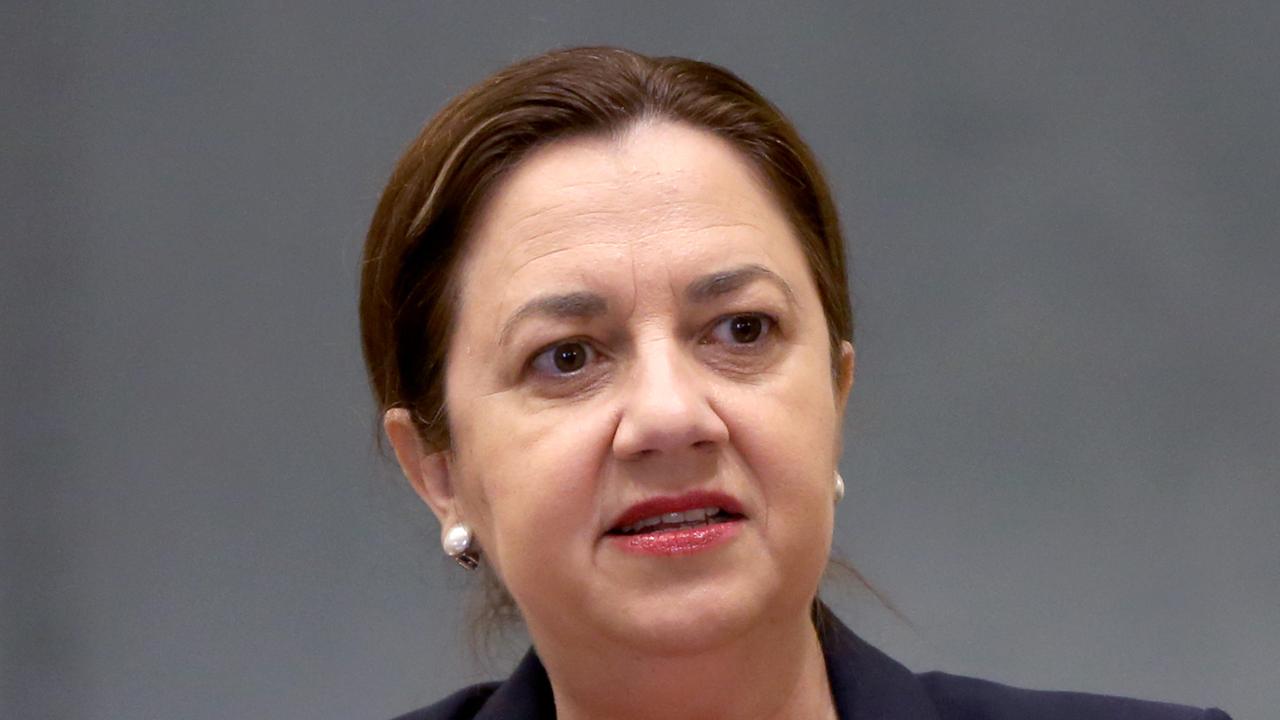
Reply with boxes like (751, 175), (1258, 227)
(360, 47), (1230, 720)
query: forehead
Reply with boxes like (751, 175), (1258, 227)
(458, 120), (810, 308)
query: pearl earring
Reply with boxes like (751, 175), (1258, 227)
(442, 523), (479, 570)
(834, 472), (845, 504)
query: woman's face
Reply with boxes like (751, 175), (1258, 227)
(438, 121), (853, 655)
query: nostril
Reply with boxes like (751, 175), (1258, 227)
(610, 375), (730, 457)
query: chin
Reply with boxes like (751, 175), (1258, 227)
(591, 578), (791, 657)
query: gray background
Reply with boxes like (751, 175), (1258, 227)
(3, 2), (1276, 719)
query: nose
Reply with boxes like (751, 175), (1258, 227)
(611, 340), (730, 459)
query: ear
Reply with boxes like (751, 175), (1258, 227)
(383, 408), (458, 531)
(836, 340), (856, 415)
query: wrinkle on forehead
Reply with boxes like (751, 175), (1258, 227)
(455, 120), (810, 328)
(495, 202), (769, 270)
(502, 189), (778, 246)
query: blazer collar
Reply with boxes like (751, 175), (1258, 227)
(472, 649), (556, 720)
(816, 603), (943, 720)
(474, 604), (941, 720)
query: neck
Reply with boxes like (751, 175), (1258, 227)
(532, 603), (837, 720)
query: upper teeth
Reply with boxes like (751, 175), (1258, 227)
(618, 507), (721, 534)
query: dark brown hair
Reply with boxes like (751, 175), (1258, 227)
(360, 46), (853, 450)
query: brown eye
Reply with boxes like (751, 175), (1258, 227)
(729, 316), (762, 343)
(553, 343), (586, 372)
(710, 314), (772, 345)
(531, 340), (595, 376)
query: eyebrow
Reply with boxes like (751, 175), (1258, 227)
(499, 291), (608, 346)
(685, 264), (797, 306)
(497, 264), (795, 347)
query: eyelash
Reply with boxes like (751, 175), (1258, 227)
(526, 312), (778, 380)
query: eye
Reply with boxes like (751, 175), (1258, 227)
(530, 340), (596, 376)
(708, 313), (772, 345)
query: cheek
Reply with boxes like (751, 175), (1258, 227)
(718, 358), (840, 537)
(449, 392), (616, 590)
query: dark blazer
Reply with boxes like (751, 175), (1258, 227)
(392, 607), (1231, 720)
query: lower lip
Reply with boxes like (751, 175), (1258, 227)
(608, 520), (742, 556)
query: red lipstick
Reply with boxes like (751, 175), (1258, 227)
(605, 490), (745, 557)
(608, 490), (743, 531)
(611, 521), (741, 556)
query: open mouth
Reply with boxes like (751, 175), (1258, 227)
(607, 506), (744, 536)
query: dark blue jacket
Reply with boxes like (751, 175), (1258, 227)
(392, 607), (1231, 719)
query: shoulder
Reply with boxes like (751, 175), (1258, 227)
(386, 649), (556, 720)
(815, 605), (1229, 720)
(915, 671), (1232, 720)
(386, 682), (500, 720)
